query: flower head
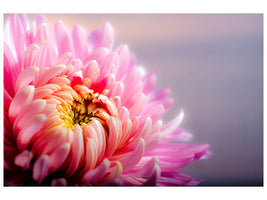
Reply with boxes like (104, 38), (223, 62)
(4, 14), (210, 186)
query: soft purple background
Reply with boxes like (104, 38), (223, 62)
(23, 14), (264, 186)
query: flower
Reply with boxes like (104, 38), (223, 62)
(4, 14), (210, 186)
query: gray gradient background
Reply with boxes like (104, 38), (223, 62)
(19, 14), (264, 186)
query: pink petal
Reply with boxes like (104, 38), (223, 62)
(50, 143), (71, 173)
(35, 23), (57, 67)
(140, 103), (165, 124)
(119, 106), (130, 125)
(17, 113), (47, 151)
(150, 143), (210, 161)
(36, 40), (56, 68)
(64, 125), (84, 178)
(105, 98), (118, 116)
(4, 89), (12, 112)
(36, 65), (65, 87)
(114, 96), (121, 109)
(72, 24), (89, 59)
(33, 14), (48, 28)
(91, 118), (106, 161)
(149, 87), (171, 101)
(9, 85), (35, 124)
(48, 76), (70, 86)
(120, 119), (132, 145)
(32, 155), (50, 184)
(160, 128), (193, 143)
(42, 128), (67, 155)
(137, 117), (152, 140)
(21, 44), (40, 70)
(57, 52), (72, 65)
(159, 155), (194, 171)
(99, 52), (118, 78)
(88, 22), (114, 50)
(116, 44), (131, 80)
(13, 99), (46, 137)
(14, 150), (33, 169)
(55, 20), (74, 56)
(142, 72), (157, 95)
(143, 163), (161, 186)
(105, 117), (122, 157)
(82, 158), (110, 184)
(15, 66), (39, 92)
(33, 88), (54, 100)
(120, 138), (145, 171)
(122, 67), (143, 100)
(69, 59), (83, 72)
(31, 126), (61, 155)
(128, 93), (145, 119)
(94, 73), (115, 93)
(159, 171), (203, 186)
(144, 130), (161, 153)
(108, 81), (124, 99)
(161, 110), (184, 137)
(4, 42), (19, 97)
(82, 138), (97, 173)
(4, 14), (28, 64)
(151, 119), (163, 132)
(125, 156), (159, 179)
(101, 162), (122, 184)
(82, 60), (100, 88)
(25, 30), (35, 47)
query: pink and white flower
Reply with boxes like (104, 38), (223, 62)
(4, 14), (210, 186)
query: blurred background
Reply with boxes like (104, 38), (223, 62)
(11, 14), (264, 186)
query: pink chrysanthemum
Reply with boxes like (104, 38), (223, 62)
(4, 14), (210, 186)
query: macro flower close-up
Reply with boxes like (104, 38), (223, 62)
(4, 14), (210, 186)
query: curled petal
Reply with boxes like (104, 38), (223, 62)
(13, 99), (46, 136)
(144, 130), (161, 153)
(14, 150), (33, 170)
(101, 162), (123, 184)
(82, 158), (110, 185)
(33, 155), (50, 184)
(9, 85), (35, 124)
(121, 138), (145, 171)
(133, 157), (159, 178)
(82, 60), (100, 81)
(105, 117), (122, 157)
(50, 143), (71, 173)
(36, 65), (66, 87)
(82, 138), (97, 173)
(64, 125), (84, 178)
(91, 118), (106, 160)
(161, 110), (184, 137)
(17, 114), (47, 151)
(143, 163), (161, 186)
(109, 81), (124, 99)
(15, 66), (39, 92)
(21, 44), (40, 70)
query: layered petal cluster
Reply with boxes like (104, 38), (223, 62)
(4, 14), (210, 186)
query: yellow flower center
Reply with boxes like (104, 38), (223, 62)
(55, 89), (110, 134)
